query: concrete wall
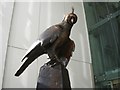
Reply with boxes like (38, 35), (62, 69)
(2, 2), (94, 88)
(1, 2), (15, 89)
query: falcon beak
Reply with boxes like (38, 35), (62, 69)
(72, 7), (74, 13)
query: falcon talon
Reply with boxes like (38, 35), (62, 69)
(51, 63), (57, 67)
(47, 57), (50, 59)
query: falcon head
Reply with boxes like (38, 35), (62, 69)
(64, 7), (78, 25)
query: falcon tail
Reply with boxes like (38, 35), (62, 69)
(15, 40), (46, 76)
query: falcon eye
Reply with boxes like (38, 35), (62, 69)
(63, 13), (77, 25)
(67, 13), (77, 25)
(70, 17), (75, 24)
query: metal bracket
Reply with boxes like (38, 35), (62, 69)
(89, 10), (120, 33)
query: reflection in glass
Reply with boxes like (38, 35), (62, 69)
(84, 2), (120, 88)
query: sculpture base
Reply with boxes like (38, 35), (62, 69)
(36, 62), (71, 89)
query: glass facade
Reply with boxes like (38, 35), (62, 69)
(84, 2), (120, 88)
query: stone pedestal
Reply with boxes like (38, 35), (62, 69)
(36, 62), (71, 90)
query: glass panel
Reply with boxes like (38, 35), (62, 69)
(84, 2), (120, 88)
(84, 2), (120, 30)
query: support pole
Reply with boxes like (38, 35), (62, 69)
(36, 61), (71, 89)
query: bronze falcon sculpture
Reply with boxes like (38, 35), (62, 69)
(15, 8), (77, 76)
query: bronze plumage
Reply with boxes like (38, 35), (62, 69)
(15, 8), (77, 76)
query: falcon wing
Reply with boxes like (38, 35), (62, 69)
(15, 25), (63, 76)
(39, 25), (62, 47)
(15, 40), (45, 76)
